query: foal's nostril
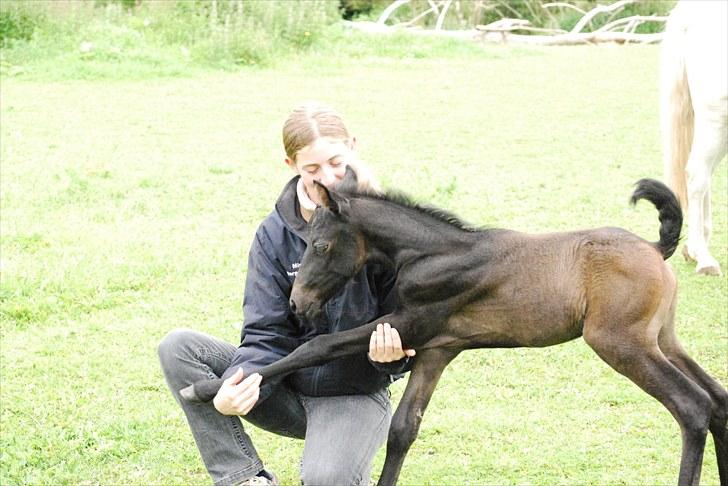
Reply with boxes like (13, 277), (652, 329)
(289, 299), (297, 313)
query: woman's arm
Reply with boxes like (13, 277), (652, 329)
(226, 230), (301, 379)
(215, 230), (300, 413)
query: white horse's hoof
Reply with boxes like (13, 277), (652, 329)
(683, 246), (722, 275)
(696, 263), (722, 276)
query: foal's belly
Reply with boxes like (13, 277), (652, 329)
(429, 294), (585, 350)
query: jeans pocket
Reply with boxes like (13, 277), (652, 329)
(368, 389), (391, 414)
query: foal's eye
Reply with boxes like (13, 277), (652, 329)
(313, 242), (330, 255)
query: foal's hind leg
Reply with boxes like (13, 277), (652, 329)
(658, 294), (728, 485)
(583, 306), (712, 486)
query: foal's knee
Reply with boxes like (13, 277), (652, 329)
(387, 412), (421, 454)
(708, 387), (728, 431)
(681, 389), (712, 438)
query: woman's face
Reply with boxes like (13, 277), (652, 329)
(286, 137), (355, 205)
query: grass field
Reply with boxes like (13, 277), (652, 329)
(1, 39), (726, 485)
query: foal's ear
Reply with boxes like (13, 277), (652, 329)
(314, 180), (340, 214)
(336, 165), (359, 194)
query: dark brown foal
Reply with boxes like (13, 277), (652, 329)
(182, 171), (727, 486)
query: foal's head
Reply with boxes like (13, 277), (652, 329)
(289, 168), (367, 321)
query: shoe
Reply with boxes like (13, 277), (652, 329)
(236, 471), (279, 486)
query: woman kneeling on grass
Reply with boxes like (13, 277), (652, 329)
(158, 103), (415, 486)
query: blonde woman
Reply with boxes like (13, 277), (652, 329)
(159, 103), (414, 486)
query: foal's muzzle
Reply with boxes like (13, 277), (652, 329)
(289, 289), (323, 321)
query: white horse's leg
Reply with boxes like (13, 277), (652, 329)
(680, 0), (728, 276)
(684, 113), (726, 275)
(702, 178), (711, 246)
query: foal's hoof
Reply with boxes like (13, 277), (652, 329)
(179, 385), (200, 402)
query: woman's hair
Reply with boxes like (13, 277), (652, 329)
(282, 103), (350, 161)
(282, 102), (380, 192)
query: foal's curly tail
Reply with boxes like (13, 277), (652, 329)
(630, 178), (683, 260)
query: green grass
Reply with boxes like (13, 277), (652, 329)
(1, 41), (727, 485)
(1, 21), (494, 81)
(0, 0), (341, 77)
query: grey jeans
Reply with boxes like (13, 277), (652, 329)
(158, 329), (392, 486)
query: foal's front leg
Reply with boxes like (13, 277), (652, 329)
(255, 317), (388, 378)
(377, 348), (460, 486)
(180, 314), (401, 402)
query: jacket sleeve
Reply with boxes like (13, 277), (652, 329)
(223, 230), (300, 382)
(368, 263), (413, 376)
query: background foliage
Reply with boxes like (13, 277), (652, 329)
(1, 0), (675, 76)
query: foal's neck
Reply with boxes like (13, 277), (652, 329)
(350, 197), (475, 266)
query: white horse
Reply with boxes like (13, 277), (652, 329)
(661, 0), (727, 276)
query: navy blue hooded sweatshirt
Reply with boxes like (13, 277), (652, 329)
(225, 176), (410, 397)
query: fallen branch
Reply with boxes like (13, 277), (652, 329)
(345, 20), (663, 45)
(477, 18), (567, 35)
(354, 0), (667, 46)
(478, 30), (663, 45)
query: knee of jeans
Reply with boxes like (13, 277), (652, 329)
(157, 328), (196, 367)
(300, 462), (362, 486)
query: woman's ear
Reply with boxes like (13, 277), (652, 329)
(285, 157), (298, 173)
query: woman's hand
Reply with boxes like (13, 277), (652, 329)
(368, 322), (416, 363)
(213, 368), (262, 416)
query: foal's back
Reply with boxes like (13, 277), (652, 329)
(435, 227), (668, 350)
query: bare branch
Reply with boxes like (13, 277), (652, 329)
(626, 19), (639, 34)
(395, 5), (437, 27)
(435, 0), (453, 31)
(571, 0), (635, 33)
(427, 0), (440, 16)
(596, 15), (668, 33)
(377, 0), (411, 26)
(353, 0), (664, 46)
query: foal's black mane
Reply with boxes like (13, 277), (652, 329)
(340, 186), (482, 233)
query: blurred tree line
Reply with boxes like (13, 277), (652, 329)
(2, 0), (677, 47)
(0, 0), (676, 71)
